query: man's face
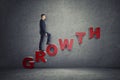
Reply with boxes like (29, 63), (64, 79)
(42, 15), (46, 20)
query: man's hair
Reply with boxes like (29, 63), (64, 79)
(41, 14), (45, 18)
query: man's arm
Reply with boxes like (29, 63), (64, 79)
(40, 20), (46, 34)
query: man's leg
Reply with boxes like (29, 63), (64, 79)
(39, 34), (44, 50)
(46, 32), (51, 44)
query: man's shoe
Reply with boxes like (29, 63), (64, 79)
(39, 49), (45, 51)
(46, 42), (50, 45)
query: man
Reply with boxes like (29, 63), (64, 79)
(39, 14), (51, 51)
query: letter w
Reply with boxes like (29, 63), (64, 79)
(59, 39), (74, 51)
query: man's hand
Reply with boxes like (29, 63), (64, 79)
(45, 33), (47, 36)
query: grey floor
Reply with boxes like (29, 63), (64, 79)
(0, 68), (120, 80)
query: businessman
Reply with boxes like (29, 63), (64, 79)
(39, 14), (51, 51)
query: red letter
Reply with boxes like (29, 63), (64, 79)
(76, 32), (86, 44)
(46, 44), (58, 56)
(22, 56), (34, 69)
(89, 27), (100, 39)
(59, 39), (74, 51)
(35, 50), (46, 63)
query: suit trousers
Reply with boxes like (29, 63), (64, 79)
(39, 32), (51, 50)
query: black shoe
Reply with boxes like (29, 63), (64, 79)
(40, 50), (46, 52)
(46, 42), (50, 45)
(39, 49), (45, 51)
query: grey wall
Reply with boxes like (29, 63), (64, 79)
(0, 0), (120, 68)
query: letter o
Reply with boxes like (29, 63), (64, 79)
(46, 44), (58, 56)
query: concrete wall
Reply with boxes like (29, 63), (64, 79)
(0, 0), (120, 68)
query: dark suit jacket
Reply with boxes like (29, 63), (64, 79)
(40, 19), (46, 35)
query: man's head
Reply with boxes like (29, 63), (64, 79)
(41, 14), (46, 20)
